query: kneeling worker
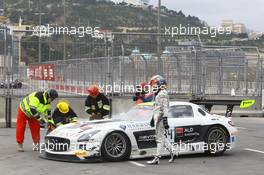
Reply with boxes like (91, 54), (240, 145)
(48, 100), (78, 133)
(85, 85), (110, 120)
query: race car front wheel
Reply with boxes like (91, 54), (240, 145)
(205, 126), (228, 156)
(101, 131), (131, 161)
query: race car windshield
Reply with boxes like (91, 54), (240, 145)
(118, 106), (154, 121)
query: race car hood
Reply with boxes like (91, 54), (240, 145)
(47, 119), (118, 137)
(47, 119), (151, 139)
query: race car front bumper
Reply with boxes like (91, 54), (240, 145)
(40, 151), (102, 163)
(43, 136), (102, 162)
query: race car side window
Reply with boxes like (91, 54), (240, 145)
(198, 108), (206, 116)
(168, 105), (194, 118)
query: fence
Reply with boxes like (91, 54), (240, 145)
(0, 31), (264, 128)
(21, 45), (259, 97)
(0, 46), (262, 97)
(0, 26), (262, 97)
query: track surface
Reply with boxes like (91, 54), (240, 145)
(0, 118), (263, 175)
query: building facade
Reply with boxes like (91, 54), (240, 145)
(221, 20), (247, 34)
(107, 0), (149, 6)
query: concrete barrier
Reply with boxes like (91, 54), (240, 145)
(0, 96), (135, 127)
(0, 95), (263, 128)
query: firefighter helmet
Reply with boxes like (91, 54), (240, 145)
(87, 85), (100, 97)
(57, 101), (69, 114)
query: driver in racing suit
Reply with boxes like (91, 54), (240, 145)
(147, 75), (176, 165)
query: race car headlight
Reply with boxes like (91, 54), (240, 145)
(77, 130), (100, 142)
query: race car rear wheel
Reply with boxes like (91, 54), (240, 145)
(205, 126), (228, 156)
(101, 131), (131, 161)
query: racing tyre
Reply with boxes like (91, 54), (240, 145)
(205, 126), (228, 156)
(101, 131), (131, 161)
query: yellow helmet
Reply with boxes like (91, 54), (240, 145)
(57, 101), (69, 114)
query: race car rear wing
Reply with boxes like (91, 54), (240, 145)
(189, 99), (255, 117)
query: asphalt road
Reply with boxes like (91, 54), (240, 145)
(0, 118), (263, 175)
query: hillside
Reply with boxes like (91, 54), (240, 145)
(5, 0), (204, 30)
(1, 0), (207, 63)
(8, 1), (263, 63)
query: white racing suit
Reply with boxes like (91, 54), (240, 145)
(153, 89), (172, 157)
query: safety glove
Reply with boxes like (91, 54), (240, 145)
(36, 116), (47, 128)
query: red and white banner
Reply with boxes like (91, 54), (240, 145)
(28, 64), (55, 81)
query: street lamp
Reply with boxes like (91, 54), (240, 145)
(157, 0), (163, 75)
(63, 0), (66, 60)
(158, 0), (161, 38)
(260, 56), (263, 110)
(0, 26), (7, 67)
(34, 0), (45, 63)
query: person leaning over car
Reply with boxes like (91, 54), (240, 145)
(85, 85), (110, 120)
(132, 82), (154, 104)
(47, 100), (78, 134)
(16, 89), (58, 152)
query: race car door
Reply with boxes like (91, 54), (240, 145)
(166, 105), (206, 144)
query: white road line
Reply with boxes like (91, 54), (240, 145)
(244, 148), (264, 154)
(128, 161), (146, 167)
(237, 126), (247, 130)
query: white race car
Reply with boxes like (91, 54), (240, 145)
(43, 101), (238, 162)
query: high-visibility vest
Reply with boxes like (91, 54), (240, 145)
(20, 92), (51, 118)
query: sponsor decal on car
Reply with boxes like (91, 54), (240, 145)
(137, 135), (155, 142)
(175, 128), (184, 137)
(173, 126), (202, 143)
(119, 124), (127, 130)
(75, 150), (89, 159)
(175, 127), (200, 137)
(51, 130), (81, 138)
(126, 122), (150, 130)
(133, 130), (156, 149)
